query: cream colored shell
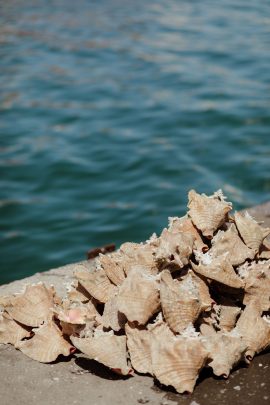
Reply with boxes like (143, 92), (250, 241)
(0, 311), (31, 347)
(218, 304), (242, 332)
(239, 260), (270, 311)
(101, 295), (126, 331)
(151, 334), (209, 394)
(3, 283), (56, 327)
(98, 252), (126, 286)
(18, 321), (74, 363)
(192, 255), (244, 289)
(117, 268), (160, 325)
(209, 224), (255, 266)
(120, 242), (158, 276)
(168, 216), (208, 252)
(125, 323), (153, 375)
(187, 189), (232, 239)
(71, 333), (131, 375)
(153, 228), (194, 269)
(75, 266), (117, 303)
(234, 211), (270, 252)
(160, 270), (201, 333)
(235, 299), (270, 362)
(205, 331), (247, 378)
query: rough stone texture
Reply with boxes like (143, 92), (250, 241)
(0, 260), (95, 298)
(1, 202), (270, 405)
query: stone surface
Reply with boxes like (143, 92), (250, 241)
(1, 202), (270, 405)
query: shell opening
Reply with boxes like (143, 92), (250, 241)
(245, 350), (255, 363)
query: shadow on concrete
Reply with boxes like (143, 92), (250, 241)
(75, 356), (131, 380)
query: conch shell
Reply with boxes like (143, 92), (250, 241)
(217, 304), (242, 332)
(168, 216), (208, 252)
(66, 281), (92, 303)
(17, 320), (74, 363)
(151, 334), (208, 394)
(205, 331), (247, 378)
(54, 300), (98, 324)
(235, 300), (270, 362)
(71, 332), (131, 375)
(125, 323), (153, 374)
(209, 224), (255, 266)
(192, 254), (244, 289)
(0, 311), (31, 347)
(54, 300), (98, 336)
(198, 307), (219, 336)
(238, 260), (270, 311)
(187, 189), (232, 239)
(2, 283), (56, 327)
(159, 270), (201, 333)
(117, 269), (160, 325)
(101, 295), (126, 332)
(189, 270), (213, 310)
(153, 228), (194, 269)
(147, 313), (175, 339)
(75, 265), (117, 303)
(234, 211), (270, 252)
(125, 314), (174, 375)
(120, 242), (158, 276)
(98, 252), (126, 286)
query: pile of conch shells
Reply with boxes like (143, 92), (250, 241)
(1, 189), (270, 394)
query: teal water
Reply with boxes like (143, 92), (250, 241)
(1, 0), (270, 284)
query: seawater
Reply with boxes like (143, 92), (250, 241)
(1, 0), (270, 284)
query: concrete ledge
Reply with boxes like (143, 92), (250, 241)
(1, 202), (270, 405)
(0, 260), (94, 298)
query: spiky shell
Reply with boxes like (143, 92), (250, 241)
(125, 323), (153, 374)
(189, 270), (213, 310)
(153, 228), (194, 269)
(120, 242), (158, 276)
(151, 334), (208, 394)
(0, 311), (31, 347)
(218, 304), (242, 332)
(234, 211), (270, 252)
(71, 333), (131, 375)
(160, 270), (201, 333)
(168, 216), (208, 252)
(235, 300), (270, 362)
(3, 283), (55, 327)
(205, 331), (247, 378)
(244, 261), (270, 311)
(75, 266), (117, 303)
(187, 189), (232, 239)
(192, 255), (244, 289)
(117, 269), (160, 325)
(102, 295), (126, 332)
(98, 252), (126, 286)
(209, 224), (255, 266)
(17, 321), (74, 363)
